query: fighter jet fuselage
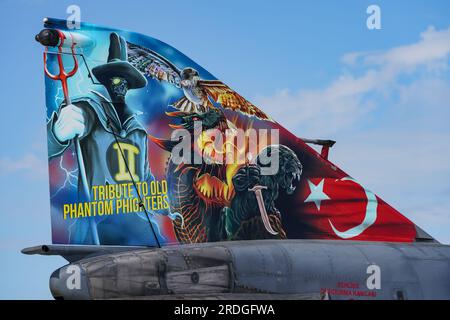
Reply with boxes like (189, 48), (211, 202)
(23, 239), (450, 300)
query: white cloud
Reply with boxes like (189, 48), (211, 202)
(360, 26), (450, 70)
(256, 26), (450, 137)
(254, 72), (379, 137)
(0, 153), (47, 179)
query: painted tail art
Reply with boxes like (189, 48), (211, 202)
(39, 17), (432, 246)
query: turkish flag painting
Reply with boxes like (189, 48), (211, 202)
(287, 177), (417, 242)
(270, 126), (418, 243)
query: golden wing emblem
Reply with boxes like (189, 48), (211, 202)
(199, 80), (273, 121)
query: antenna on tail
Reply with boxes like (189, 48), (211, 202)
(301, 138), (336, 160)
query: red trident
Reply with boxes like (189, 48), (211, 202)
(43, 30), (78, 105)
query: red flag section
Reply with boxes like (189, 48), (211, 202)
(265, 127), (418, 243)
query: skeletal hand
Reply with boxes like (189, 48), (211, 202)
(53, 104), (86, 143)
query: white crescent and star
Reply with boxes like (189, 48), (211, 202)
(304, 177), (378, 239)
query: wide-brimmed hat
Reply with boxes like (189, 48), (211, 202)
(92, 33), (147, 89)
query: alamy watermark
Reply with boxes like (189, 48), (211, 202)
(170, 123), (280, 176)
(66, 4), (81, 30)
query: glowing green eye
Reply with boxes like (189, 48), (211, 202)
(112, 77), (121, 85)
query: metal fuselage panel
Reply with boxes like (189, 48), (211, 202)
(49, 240), (450, 300)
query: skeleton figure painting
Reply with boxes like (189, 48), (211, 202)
(46, 33), (159, 245)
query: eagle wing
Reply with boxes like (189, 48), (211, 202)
(126, 41), (182, 88)
(199, 80), (272, 121)
(172, 96), (211, 113)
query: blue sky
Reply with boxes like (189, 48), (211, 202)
(0, 0), (449, 299)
